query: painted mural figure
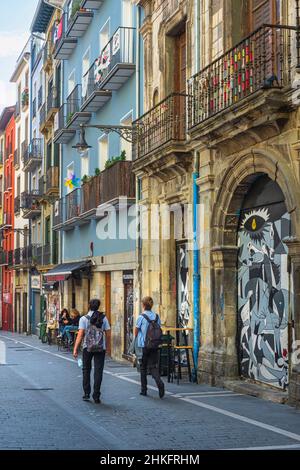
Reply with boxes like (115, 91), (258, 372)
(238, 185), (290, 389)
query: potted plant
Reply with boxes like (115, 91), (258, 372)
(104, 150), (126, 170)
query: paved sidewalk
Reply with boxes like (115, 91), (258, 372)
(1, 332), (300, 450)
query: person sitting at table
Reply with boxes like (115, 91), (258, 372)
(61, 309), (81, 345)
(58, 308), (71, 336)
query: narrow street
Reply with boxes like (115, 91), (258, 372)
(1, 332), (300, 451)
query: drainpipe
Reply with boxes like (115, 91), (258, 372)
(192, 150), (200, 382)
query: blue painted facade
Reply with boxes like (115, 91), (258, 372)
(60, 0), (142, 262)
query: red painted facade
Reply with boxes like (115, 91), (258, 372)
(2, 113), (15, 331)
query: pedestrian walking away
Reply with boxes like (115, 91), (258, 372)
(135, 296), (165, 399)
(73, 299), (110, 404)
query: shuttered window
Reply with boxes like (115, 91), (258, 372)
(250, 0), (278, 30)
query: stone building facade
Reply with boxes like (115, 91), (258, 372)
(135, 0), (300, 405)
(189, 0), (300, 405)
(133, 0), (195, 333)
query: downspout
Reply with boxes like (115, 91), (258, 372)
(192, 150), (200, 382)
(28, 36), (34, 334)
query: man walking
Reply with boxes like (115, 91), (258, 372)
(135, 296), (165, 398)
(73, 299), (110, 404)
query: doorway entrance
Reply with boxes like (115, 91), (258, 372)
(237, 175), (291, 389)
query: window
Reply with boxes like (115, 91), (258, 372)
(99, 19), (110, 54)
(211, 0), (223, 60)
(17, 176), (21, 197)
(81, 151), (89, 178)
(32, 175), (36, 191)
(82, 47), (91, 100)
(120, 112), (133, 161)
(37, 221), (41, 244)
(98, 135), (108, 171)
(32, 224), (36, 245)
(45, 217), (51, 245)
(122, 0), (133, 27)
(68, 70), (76, 96)
(66, 162), (74, 193)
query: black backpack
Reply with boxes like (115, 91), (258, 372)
(143, 314), (163, 350)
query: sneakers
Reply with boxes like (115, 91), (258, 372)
(140, 391), (147, 397)
(82, 394), (90, 401)
(158, 382), (165, 399)
(92, 395), (101, 404)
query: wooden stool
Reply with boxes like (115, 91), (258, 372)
(173, 346), (194, 384)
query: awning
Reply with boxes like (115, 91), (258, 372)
(44, 261), (91, 282)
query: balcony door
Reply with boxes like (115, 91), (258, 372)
(250, 0), (280, 85)
(250, 0), (279, 30)
(174, 27), (186, 140)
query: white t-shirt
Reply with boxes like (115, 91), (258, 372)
(79, 311), (111, 350)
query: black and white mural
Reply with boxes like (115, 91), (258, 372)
(237, 177), (291, 389)
(177, 243), (190, 329)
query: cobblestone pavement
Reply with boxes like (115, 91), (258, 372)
(1, 332), (300, 450)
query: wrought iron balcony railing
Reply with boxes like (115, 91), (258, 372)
(66, 188), (81, 221)
(133, 93), (187, 159)
(14, 195), (20, 214)
(87, 27), (136, 92)
(53, 197), (65, 228)
(21, 140), (28, 162)
(14, 247), (21, 265)
(40, 102), (46, 128)
(7, 250), (14, 267)
(43, 39), (53, 68)
(47, 86), (58, 115)
(21, 190), (42, 215)
(66, 84), (82, 125)
(38, 86), (43, 109)
(32, 97), (37, 119)
(188, 24), (298, 129)
(53, 13), (77, 60)
(22, 138), (43, 171)
(14, 149), (19, 168)
(39, 176), (45, 197)
(1, 213), (12, 227)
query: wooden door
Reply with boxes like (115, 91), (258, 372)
(250, 0), (280, 84)
(250, 0), (278, 30)
(174, 29), (187, 95)
(105, 272), (111, 356)
(174, 29), (187, 140)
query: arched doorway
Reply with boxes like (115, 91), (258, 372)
(237, 175), (291, 389)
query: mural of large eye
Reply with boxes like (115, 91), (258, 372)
(240, 208), (270, 241)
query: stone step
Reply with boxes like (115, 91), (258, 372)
(224, 379), (288, 405)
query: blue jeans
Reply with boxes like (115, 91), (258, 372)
(62, 326), (78, 342)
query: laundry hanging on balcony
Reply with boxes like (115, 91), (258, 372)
(53, 17), (63, 44)
(94, 45), (111, 84)
(112, 30), (120, 56)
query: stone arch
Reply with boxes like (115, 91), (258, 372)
(211, 150), (299, 248)
(205, 149), (299, 385)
